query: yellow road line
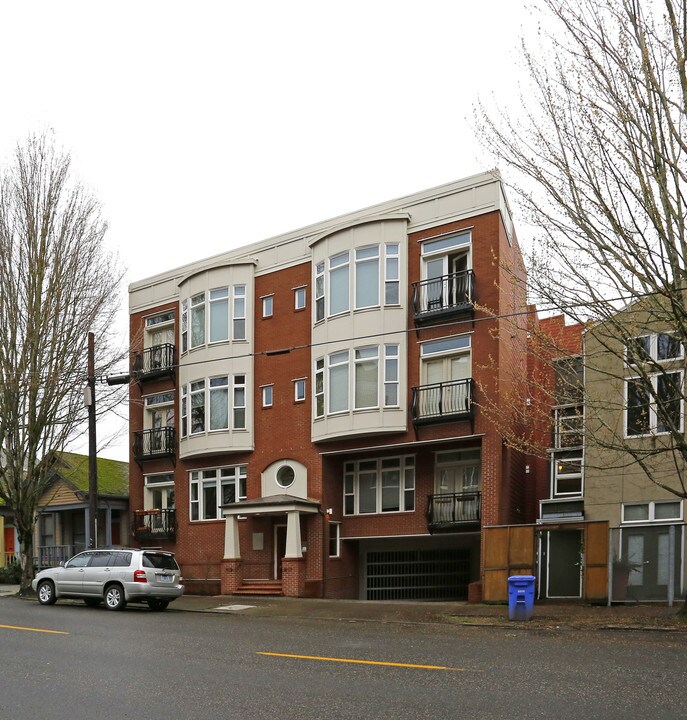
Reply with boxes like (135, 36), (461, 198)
(257, 651), (474, 672)
(0, 623), (69, 635)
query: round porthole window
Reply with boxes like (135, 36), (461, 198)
(276, 465), (295, 489)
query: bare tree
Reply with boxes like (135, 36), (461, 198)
(0, 132), (125, 593)
(476, 0), (687, 499)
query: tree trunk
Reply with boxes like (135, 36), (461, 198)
(17, 528), (35, 596)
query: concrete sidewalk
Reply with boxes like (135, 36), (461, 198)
(2, 583), (685, 630)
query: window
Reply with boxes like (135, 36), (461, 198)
(190, 380), (205, 434)
(420, 231), (471, 312)
(181, 300), (188, 353)
(209, 288), (229, 343)
(276, 465), (295, 488)
(209, 377), (229, 430)
(626, 372), (682, 436)
(354, 346), (378, 409)
(384, 345), (399, 406)
(343, 456), (415, 515)
(144, 473), (175, 513)
(622, 501), (682, 524)
(294, 287), (306, 310)
(419, 335), (471, 416)
(329, 522), (341, 558)
(190, 465), (247, 521)
(315, 262), (325, 322)
(355, 246), (379, 309)
(262, 385), (273, 408)
(329, 252), (349, 315)
(294, 378), (306, 402)
(554, 356), (584, 405)
(552, 450), (583, 496)
(626, 333), (683, 365)
(262, 296), (273, 318)
(181, 386), (187, 438)
(554, 405), (583, 448)
(384, 244), (400, 304)
(145, 311), (175, 352)
(145, 392), (174, 451)
(233, 375), (246, 429)
(315, 359), (324, 418)
(316, 343), (400, 418)
(328, 351), (349, 413)
(233, 286), (246, 340)
(190, 293), (206, 348)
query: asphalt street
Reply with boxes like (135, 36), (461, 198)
(1, 595), (686, 719)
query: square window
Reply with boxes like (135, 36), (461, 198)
(262, 296), (273, 318)
(294, 287), (306, 310)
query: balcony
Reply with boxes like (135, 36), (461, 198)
(427, 492), (481, 533)
(132, 508), (177, 542)
(411, 378), (474, 426)
(132, 343), (176, 382)
(133, 427), (176, 461)
(412, 270), (475, 324)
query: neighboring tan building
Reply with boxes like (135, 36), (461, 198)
(584, 305), (685, 603)
(128, 172), (539, 600)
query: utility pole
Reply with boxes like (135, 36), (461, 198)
(87, 331), (98, 548)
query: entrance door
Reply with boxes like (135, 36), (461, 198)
(274, 525), (287, 580)
(4, 527), (15, 563)
(547, 530), (582, 598)
(621, 527), (680, 601)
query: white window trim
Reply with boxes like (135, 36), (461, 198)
(294, 286), (307, 310)
(343, 456), (415, 516)
(625, 332), (684, 367)
(621, 500), (683, 524)
(293, 378), (306, 402)
(262, 384), (274, 408)
(624, 370), (684, 438)
(189, 465), (247, 522)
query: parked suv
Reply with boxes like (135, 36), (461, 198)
(32, 548), (184, 611)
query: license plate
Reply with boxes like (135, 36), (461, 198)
(157, 575), (173, 583)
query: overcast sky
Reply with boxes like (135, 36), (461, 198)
(0, 0), (531, 460)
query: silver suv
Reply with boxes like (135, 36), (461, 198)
(32, 548), (184, 611)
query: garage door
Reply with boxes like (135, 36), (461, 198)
(366, 548), (470, 600)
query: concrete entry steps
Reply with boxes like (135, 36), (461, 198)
(233, 580), (283, 596)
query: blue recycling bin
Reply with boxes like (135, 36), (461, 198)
(508, 575), (536, 621)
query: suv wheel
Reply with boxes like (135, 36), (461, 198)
(147, 599), (169, 611)
(37, 580), (57, 605)
(104, 584), (127, 611)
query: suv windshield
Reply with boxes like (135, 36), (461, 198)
(142, 552), (178, 570)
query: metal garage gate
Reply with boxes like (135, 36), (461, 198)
(365, 548), (470, 601)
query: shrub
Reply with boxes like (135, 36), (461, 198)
(0, 561), (21, 584)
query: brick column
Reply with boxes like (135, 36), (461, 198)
(281, 557), (306, 597)
(220, 559), (243, 594)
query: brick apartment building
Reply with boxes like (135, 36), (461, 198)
(128, 171), (539, 600)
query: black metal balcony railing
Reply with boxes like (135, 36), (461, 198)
(132, 508), (177, 541)
(412, 270), (475, 322)
(411, 378), (473, 425)
(427, 492), (481, 532)
(133, 427), (176, 460)
(132, 343), (176, 381)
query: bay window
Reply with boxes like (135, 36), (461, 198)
(329, 252), (349, 315)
